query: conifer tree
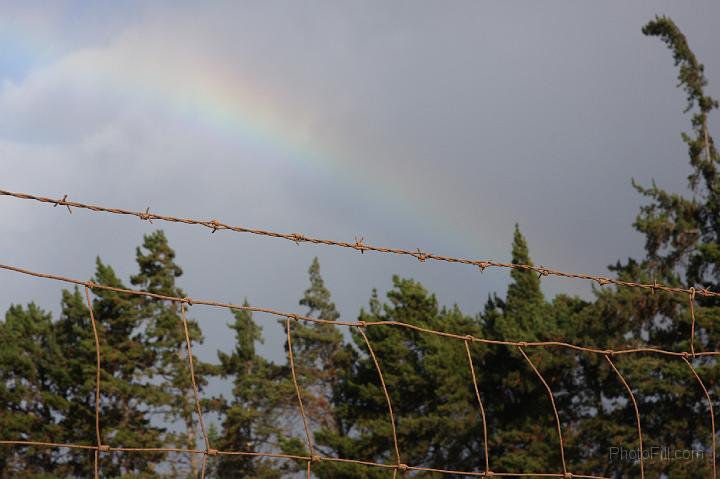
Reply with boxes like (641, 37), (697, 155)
(0, 304), (65, 478)
(131, 230), (211, 477)
(314, 277), (481, 478)
(479, 225), (575, 474)
(215, 303), (285, 479)
(567, 16), (720, 477)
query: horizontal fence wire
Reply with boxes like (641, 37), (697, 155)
(0, 261), (716, 478)
(1, 188), (718, 299)
(0, 188), (717, 478)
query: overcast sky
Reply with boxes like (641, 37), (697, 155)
(1, 1), (719, 367)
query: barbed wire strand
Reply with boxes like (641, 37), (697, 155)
(464, 339), (491, 476)
(286, 319), (316, 479)
(357, 326), (406, 477)
(180, 302), (213, 479)
(604, 354), (644, 479)
(84, 286), (105, 479)
(518, 347), (568, 478)
(682, 356), (716, 479)
(1, 188), (718, 301)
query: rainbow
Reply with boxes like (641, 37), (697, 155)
(1, 24), (507, 260)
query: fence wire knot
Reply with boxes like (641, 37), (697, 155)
(415, 248), (427, 262)
(537, 267), (549, 279)
(140, 207), (153, 223)
(182, 297), (193, 306)
(465, 334), (474, 342)
(86, 281), (96, 289)
(206, 448), (218, 456)
(478, 262), (489, 273)
(354, 236), (366, 254)
(311, 455), (322, 463)
(564, 473), (573, 478)
(98, 445), (110, 453)
(357, 320), (366, 328)
(209, 220), (221, 233)
(397, 463), (408, 472)
(53, 194), (73, 214)
(290, 233), (306, 245)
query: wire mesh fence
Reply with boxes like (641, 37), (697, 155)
(0, 189), (716, 479)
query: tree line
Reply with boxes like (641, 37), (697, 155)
(1, 16), (719, 478)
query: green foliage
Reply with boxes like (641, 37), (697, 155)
(215, 304), (286, 479)
(1, 15), (718, 479)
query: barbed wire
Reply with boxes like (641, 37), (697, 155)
(1, 188), (718, 301)
(0, 188), (717, 477)
(0, 261), (716, 478)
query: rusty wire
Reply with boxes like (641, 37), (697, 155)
(1, 261), (716, 477)
(180, 302), (213, 478)
(286, 319), (316, 478)
(84, 286), (105, 479)
(1, 189), (717, 302)
(604, 354), (644, 479)
(0, 188), (718, 477)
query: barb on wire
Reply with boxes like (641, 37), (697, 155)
(2, 188), (718, 300)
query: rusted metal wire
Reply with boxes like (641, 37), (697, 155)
(518, 347), (568, 478)
(84, 286), (104, 479)
(2, 262), (718, 359)
(286, 319), (316, 478)
(2, 188), (718, 300)
(465, 339), (491, 476)
(683, 356), (716, 479)
(180, 302), (212, 479)
(357, 326), (405, 474)
(0, 187), (718, 478)
(604, 354), (644, 479)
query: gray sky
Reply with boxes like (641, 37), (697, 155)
(1, 1), (719, 367)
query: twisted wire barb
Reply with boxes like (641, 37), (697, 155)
(2, 188), (719, 300)
(682, 356), (716, 479)
(604, 354), (644, 479)
(518, 347), (568, 477)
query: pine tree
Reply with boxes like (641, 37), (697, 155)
(215, 303), (285, 479)
(0, 303), (66, 478)
(131, 230), (211, 477)
(278, 258), (344, 462)
(479, 225), (575, 474)
(314, 277), (481, 478)
(566, 16), (720, 477)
